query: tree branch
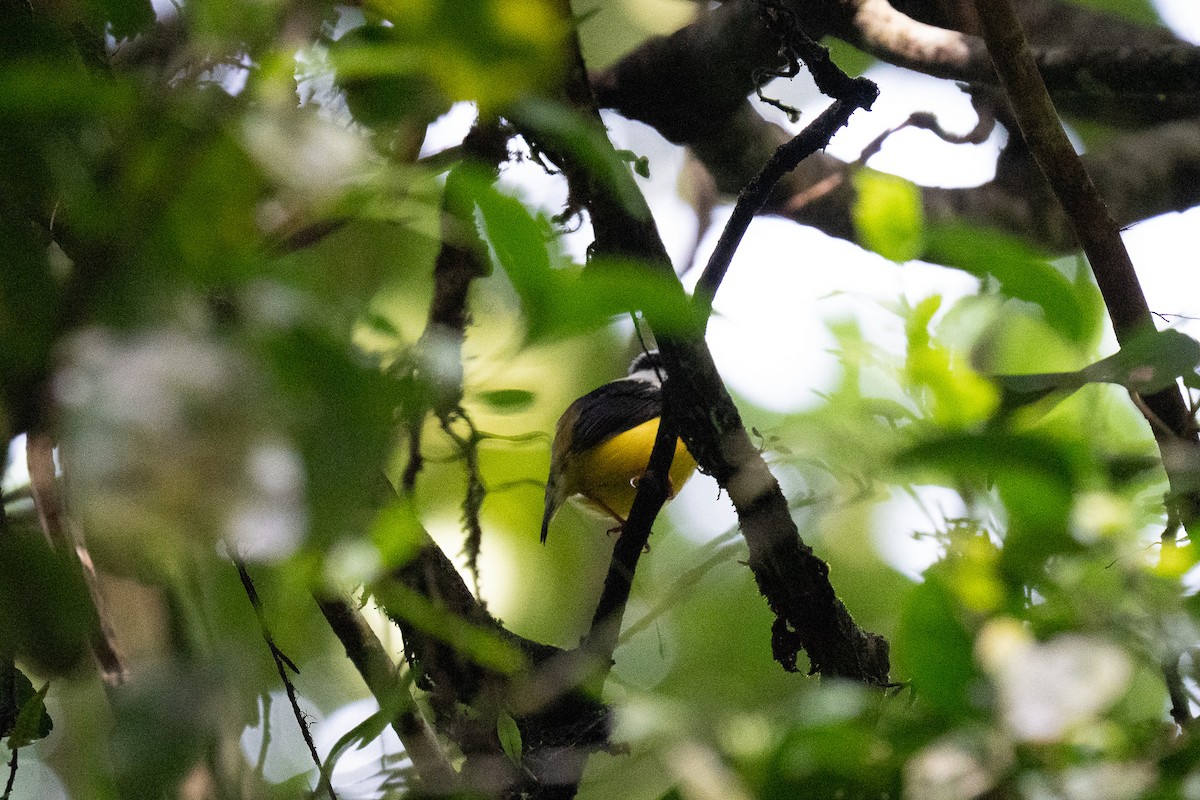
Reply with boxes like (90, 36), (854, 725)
(973, 0), (1200, 725)
(26, 434), (125, 686)
(314, 595), (460, 792)
(972, 0), (1200, 521)
(593, 0), (1200, 260)
(233, 558), (333, 799)
(546, 0), (891, 687)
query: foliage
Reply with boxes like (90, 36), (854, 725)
(1, 0), (1199, 799)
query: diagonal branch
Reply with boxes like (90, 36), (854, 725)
(546, 0), (891, 687)
(314, 595), (460, 792)
(26, 434), (125, 686)
(972, 0), (1200, 515)
(972, 0), (1200, 725)
(593, 0), (1200, 261)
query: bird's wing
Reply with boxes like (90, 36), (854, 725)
(568, 379), (663, 453)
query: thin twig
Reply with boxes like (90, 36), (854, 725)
(233, 557), (334, 799)
(2, 746), (15, 800)
(692, 14), (878, 322)
(692, 85), (876, 324)
(1164, 656), (1192, 726)
(401, 424), (424, 496)
(254, 692), (272, 779)
(582, 399), (682, 665)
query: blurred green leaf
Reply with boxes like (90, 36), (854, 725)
(317, 708), (392, 793)
(1073, 0), (1161, 25)
(478, 389), (537, 412)
(895, 430), (1079, 494)
(474, 181), (695, 340)
(343, 0), (566, 112)
(331, 22), (450, 127)
(904, 295), (999, 426)
(473, 176), (557, 306)
(852, 169), (925, 263)
(263, 327), (397, 552)
(822, 37), (877, 77)
(509, 97), (648, 216)
(894, 575), (979, 720)
(990, 328), (1200, 410)
(896, 430), (1079, 579)
(370, 582), (528, 674)
(88, 0), (154, 38)
(927, 224), (1096, 343)
(0, 532), (93, 675)
(111, 664), (223, 798)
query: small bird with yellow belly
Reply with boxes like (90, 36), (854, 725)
(540, 350), (698, 543)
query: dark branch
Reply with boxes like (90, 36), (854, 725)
(26, 434), (125, 685)
(592, 0), (1200, 261)
(972, 0), (1200, 528)
(582, 402), (682, 663)
(314, 595), (460, 791)
(694, 81), (877, 323)
(542, 0), (891, 689)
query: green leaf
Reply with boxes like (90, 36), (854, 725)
(316, 709), (392, 794)
(926, 224), (1095, 343)
(616, 149), (651, 179)
(331, 23), (449, 127)
(497, 710), (523, 764)
(560, 258), (696, 339)
(893, 577), (978, 720)
(821, 37), (877, 77)
(896, 431), (1079, 579)
(6, 681), (52, 749)
(370, 582), (528, 675)
(1, 667), (52, 748)
(1072, 0), (1161, 25)
(1091, 328), (1200, 393)
(989, 329), (1200, 411)
(478, 389), (537, 413)
(473, 179), (557, 311)
(474, 181), (695, 340)
(852, 169), (925, 262)
(0, 534), (93, 675)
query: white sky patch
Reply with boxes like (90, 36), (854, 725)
(1156, 0), (1200, 43)
(872, 486), (969, 579)
(825, 66), (1005, 188)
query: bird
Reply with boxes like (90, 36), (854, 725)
(540, 350), (698, 543)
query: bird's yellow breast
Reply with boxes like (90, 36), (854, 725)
(564, 417), (697, 521)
